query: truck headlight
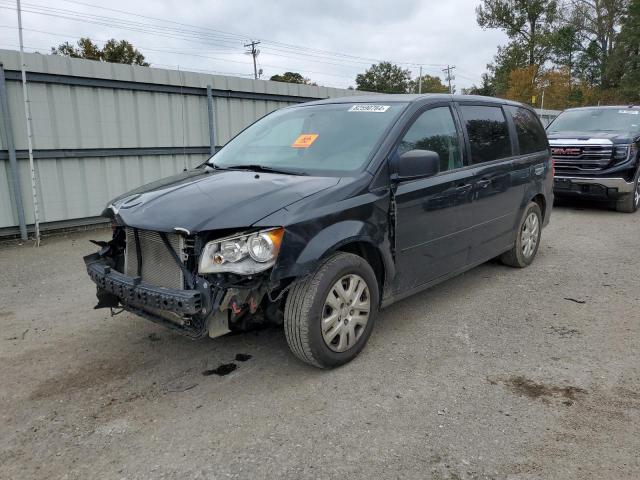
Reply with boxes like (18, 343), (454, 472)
(613, 144), (637, 163)
(199, 228), (284, 274)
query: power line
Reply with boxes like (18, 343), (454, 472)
(4, 0), (449, 69)
(0, 24), (364, 82)
(0, 1), (477, 87)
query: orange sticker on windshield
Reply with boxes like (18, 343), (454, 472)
(291, 134), (319, 148)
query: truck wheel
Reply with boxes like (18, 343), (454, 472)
(284, 252), (379, 368)
(500, 202), (542, 268)
(615, 171), (640, 213)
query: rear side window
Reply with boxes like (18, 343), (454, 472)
(460, 105), (512, 164)
(507, 106), (548, 154)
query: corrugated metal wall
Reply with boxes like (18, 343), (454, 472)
(0, 49), (364, 236)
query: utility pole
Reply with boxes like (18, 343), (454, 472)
(442, 64), (456, 94)
(418, 65), (423, 94)
(16, 0), (40, 246)
(244, 40), (261, 79)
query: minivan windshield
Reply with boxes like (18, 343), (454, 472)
(547, 108), (640, 133)
(208, 102), (407, 176)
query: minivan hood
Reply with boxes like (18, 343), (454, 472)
(547, 130), (639, 144)
(106, 169), (340, 232)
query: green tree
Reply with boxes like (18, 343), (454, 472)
(101, 39), (149, 66)
(269, 72), (315, 85)
(607, 0), (640, 101)
(574, 40), (602, 86)
(355, 62), (412, 93)
(51, 37), (101, 60)
(462, 73), (497, 96)
(51, 37), (149, 66)
(486, 42), (530, 96)
(409, 74), (449, 93)
(476, 0), (559, 66)
(571, 0), (628, 87)
(550, 23), (582, 78)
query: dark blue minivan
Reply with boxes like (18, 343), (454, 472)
(86, 94), (553, 368)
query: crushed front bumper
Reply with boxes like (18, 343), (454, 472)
(85, 252), (204, 315)
(84, 252), (226, 338)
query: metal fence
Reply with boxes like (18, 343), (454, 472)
(0, 49), (366, 237)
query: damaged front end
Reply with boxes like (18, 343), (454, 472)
(84, 223), (285, 339)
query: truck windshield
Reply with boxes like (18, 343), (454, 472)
(209, 102), (407, 176)
(547, 108), (640, 133)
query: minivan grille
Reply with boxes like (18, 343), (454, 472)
(550, 142), (613, 172)
(125, 228), (185, 290)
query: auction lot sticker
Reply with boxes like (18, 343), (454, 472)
(348, 104), (390, 112)
(291, 134), (319, 148)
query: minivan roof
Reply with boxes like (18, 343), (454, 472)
(303, 93), (526, 108)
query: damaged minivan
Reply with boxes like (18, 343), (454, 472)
(85, 94), (553, 368)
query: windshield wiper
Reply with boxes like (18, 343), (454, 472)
(218, 164), (307, 175)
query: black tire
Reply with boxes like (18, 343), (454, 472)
(284, 252), (379, 369)
(500, 202), (543, 268)
(615, 169), (640, 213)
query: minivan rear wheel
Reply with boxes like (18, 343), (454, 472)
(284, 252), (379, 368)
(500, 202), (542, 268)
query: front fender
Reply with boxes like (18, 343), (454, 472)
(270, 218), (393, 285)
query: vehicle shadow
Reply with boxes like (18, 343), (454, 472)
(553, 196), (617, 213)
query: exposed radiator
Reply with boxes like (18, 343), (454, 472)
(125, 228), (185, 290)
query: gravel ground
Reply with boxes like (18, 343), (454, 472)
(1, 203), (639, 480)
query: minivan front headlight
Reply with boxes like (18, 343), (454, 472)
(198, 228), (284, 275)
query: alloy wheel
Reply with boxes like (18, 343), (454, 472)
(521, 212), (539, 259)
(321, 274), (370, 352)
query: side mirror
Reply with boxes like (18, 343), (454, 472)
(392, 149), (440, 181)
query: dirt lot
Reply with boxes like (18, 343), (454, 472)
(1, 203), (639, 480)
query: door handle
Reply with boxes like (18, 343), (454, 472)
(456, 183), (472, 192)
(477, 178), (491, 189)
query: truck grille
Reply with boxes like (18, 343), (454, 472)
(125, 228), (185, 290)
(550, 141), (613, 173)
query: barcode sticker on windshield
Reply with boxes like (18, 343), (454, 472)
(348, 104), (390, 113)
(618, 109), (639, 115)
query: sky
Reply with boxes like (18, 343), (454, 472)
(0, 0), (508, 91)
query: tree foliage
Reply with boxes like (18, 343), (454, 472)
(607, 0), (640, 102)
(476, 0), (636, 105)
(476, 0), (559, 65)
(409, 74), (449, 93)
(269, 72), (316, 85)
(355, 62), (412, 93)
(462, 73), (497, 96)
(51, 38), (149, 66)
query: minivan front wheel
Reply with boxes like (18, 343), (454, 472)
(284, 252), (379, 368)
(500, 202), (542, 268)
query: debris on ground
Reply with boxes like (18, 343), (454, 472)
(500, 376), (587, 402)
(564, 297), (586, 304)
(202, 363), (237, 376)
